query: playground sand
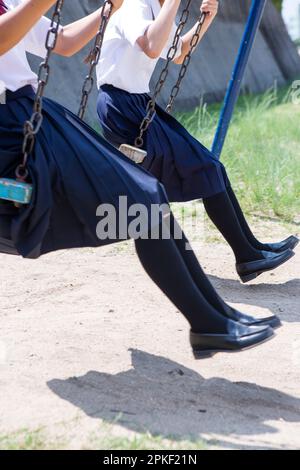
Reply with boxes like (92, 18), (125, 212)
(0, 216), (299, 450)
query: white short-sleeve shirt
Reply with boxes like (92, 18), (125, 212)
(96, 0), (183, 94)
(0, 0), (60, 92)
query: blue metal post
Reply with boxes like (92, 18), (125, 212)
(212, 0), (267, 159)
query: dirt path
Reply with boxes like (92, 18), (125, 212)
(0, 215), (299, 450)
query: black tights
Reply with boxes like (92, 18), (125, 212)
(226, 184), (271, 251)
(134, 216), (232, 335)
(133, 183), (271, 332)
(170, 225), (234, 319)
(203, 189), (263, 263)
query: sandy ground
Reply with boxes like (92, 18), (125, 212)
(0, 214), (299, 450)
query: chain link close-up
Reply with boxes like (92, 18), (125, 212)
(166, 11), (207, 113)
(135, 0), (193, 149)
(78, 0), (113, 120)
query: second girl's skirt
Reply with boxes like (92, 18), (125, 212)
(98, 85), (229, 203)
(0, 86), (168, 259)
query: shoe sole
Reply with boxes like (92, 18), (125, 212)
(289, 238), (299, 251)
(252, 319), (282, 330)
(192, 330), (275, 359)
(269, 319), (282, 330)
(239, 251), (295, 283)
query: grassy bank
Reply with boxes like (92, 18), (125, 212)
(0, 427), (208, 451)
(176, 85), (300, 223)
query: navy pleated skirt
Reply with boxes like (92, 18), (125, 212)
(97, 85), (229, 203)
(0, 86), (168, 259)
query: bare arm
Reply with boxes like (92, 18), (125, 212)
(174, 0), (219, 65)
(0, 0), (57, 55)
(54, 0), (123, 57)
(0, 0), (123, 58)
(137, 0), (181, 59)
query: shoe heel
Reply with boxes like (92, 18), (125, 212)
(239, 272), (258, 283)
(192, 348), (214, 359)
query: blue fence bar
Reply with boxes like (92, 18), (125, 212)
(212, 0), (267, 159)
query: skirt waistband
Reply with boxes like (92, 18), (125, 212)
(3, 85), (35, 103)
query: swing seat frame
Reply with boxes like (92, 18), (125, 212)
(119, 144), (147, 164)
(0, 178), (33, 205)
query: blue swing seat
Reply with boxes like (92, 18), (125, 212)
(0, 178), (33, 205)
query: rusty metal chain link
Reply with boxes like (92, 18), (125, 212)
(78, 0), (113, 120)
(135, 0), (193, 148)
(166, 11), (206, 113)
(17, 0), (65, 181)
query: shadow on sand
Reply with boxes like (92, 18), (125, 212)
(48, 349), (300, 449)
(208, 276), (300, 323)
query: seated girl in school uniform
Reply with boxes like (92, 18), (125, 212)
(0, 0), (279, 357)
(96, 0), (298, 284)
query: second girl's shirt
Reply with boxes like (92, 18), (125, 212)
(0, 0), (61, 92)
(96, 0), (183, 94)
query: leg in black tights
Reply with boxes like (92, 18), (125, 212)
(135, 216), (278, 333)
(219, 166), (278, 252)
(134, 234), (231, 335)
(168, 215), (231, 317)
(203, 190), (263, 263)
(226, 184), (272, 251)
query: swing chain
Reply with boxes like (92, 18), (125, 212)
(17, 0), (65, 180)
(78, 0), (113, 120)
(134, 0), (193, 149)
(166, 11), (207, 113)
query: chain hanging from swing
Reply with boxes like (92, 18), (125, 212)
(119, 0), (193, 163)
(166, 10), (207, 113)
(120, 1), (207, 164)
(0, 0), (65, 206)
(0, 0), (112, 206)
(78, 0), (113, 120)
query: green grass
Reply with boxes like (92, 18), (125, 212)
(0, 426), (209, 451)
(0, 428), (55, 450)
(176, 85), (300, 223)
(87, 431), (208, 451)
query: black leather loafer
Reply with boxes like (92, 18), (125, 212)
(236, 249), (295, 283)
(190, 322), (274, 359)
(223, 306), (281, 329)
(265, 235), (299, 253)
